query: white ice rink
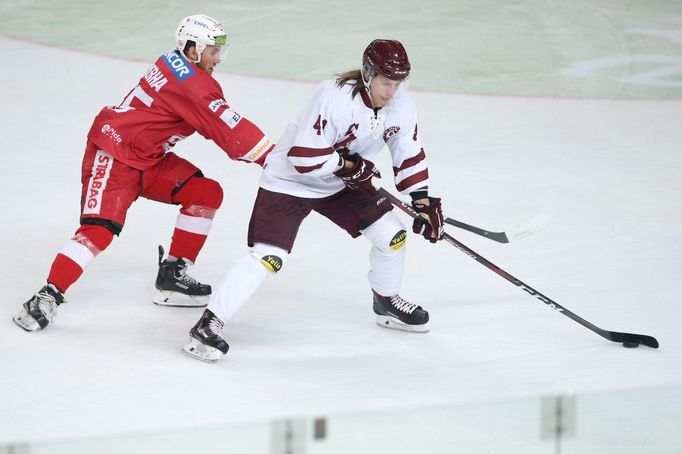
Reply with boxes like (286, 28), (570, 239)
(1, 34), (681, 452)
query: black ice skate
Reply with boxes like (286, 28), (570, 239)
(182, 309), (230, 362)
(372, 290), (430, 333)
(153, 245), (211, 307)
(13, 283), (65, 331)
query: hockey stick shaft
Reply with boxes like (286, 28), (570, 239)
(379, 187), (659, 348)
(378, 188), (508, 243)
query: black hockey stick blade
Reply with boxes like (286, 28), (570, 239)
(444, 217), (509, 243)
(378, 187), (660, 349)
(600, 330), (659, 349)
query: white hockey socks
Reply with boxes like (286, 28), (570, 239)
(207, 243), (288, 322)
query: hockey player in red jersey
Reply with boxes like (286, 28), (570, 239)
(13, 15), (274, 332)
(182, 39), (445, 362)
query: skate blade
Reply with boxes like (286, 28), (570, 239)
(13, 309), (41, 332)
(182, 338), (224, 363)
(153, 291), (208, 308)
(375, 315), (429, 333)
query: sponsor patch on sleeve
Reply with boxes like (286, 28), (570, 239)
(209, 99), (228, 112)
(242, 136), (272, 162)
(220, 108), (242, 128)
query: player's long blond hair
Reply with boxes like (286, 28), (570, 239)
(335, 69), (365, 98)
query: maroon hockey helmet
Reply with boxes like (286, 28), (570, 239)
(362, 39), (411, 81)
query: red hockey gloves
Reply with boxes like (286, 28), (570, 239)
(334, 154), (381, 196)
(412, 197), (444, 243)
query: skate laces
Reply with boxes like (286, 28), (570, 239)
(208, 316), (224, 335)
(32, 287), (59, 316)
(390, 295), (418, 314)
(175, 262), (200, 285)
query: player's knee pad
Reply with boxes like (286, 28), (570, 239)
(362, 211), (407, 254)
(74, 224), (114, 253)
(248, 242), (288, 274)
(173, 176), (224, 210)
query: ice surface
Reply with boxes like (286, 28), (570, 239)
(1, 36), (681, 446)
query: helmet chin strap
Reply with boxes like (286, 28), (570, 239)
(361, 67), (375, 106)
(182, 43), (205, 64)
(180, 50), (200, 64)
(183, 52), (201, 64)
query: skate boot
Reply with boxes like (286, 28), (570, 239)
(182, 309), (230, 362)
(13, 283), (65, 331)
(372, 290), (429, 333)
(153, 245), (211, 307)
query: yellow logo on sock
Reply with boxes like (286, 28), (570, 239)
(389, 230), (407, 250)
(260, 255), (283, 273)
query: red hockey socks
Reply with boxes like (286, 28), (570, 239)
(47, 224), (114, 293)
(168, 177), (223, 263)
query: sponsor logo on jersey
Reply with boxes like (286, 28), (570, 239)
(162, 51), (195, 81)
(219, 108), (242, 128)
(389, 230), (407, 250)
(101, 124), (122, 144)
(209, 98), (228, 112)
(83, 150), (114, 215)
(383, 126), (400, 143)
(260, 255), (283, 273)
(243, 137), (272, 162)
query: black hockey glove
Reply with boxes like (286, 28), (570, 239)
(334, 154), (381, 196)
(412, 197), (444, 243)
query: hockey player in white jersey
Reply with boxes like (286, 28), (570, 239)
(182, 39), (445, 362)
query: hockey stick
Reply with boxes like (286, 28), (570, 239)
(444, 218), (509, 243)
(379, 187), (660, 349)
(383, 192), (509, 243)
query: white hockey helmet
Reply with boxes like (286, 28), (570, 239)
(175, 15), (228, 63)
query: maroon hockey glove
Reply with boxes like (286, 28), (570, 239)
(412, 197), (444, 243)
(334, 154), (381, 196)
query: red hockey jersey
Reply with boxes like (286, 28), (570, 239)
(87, 50), (273, 170)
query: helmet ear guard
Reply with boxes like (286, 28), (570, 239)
(175, 15), (228, 63)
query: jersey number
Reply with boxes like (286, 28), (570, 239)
(115, 85), (154, 112)
(313, 115), (328, 135)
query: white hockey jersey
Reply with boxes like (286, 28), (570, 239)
(259, 79), (429, 198)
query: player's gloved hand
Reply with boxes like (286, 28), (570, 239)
(334, 154), (381, 196)
(412, 197), (444, 243)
